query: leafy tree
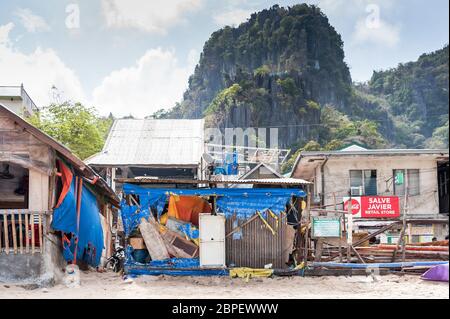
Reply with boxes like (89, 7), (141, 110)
(28, 102), (112, 160)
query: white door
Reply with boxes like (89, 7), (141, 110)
(199, 214), (226, 268)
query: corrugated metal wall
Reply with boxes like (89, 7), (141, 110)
(226, 212), (294, 269)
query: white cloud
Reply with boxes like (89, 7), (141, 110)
(92, 48), (197, 117)
(353, 18), (400, 47)
(101, 0), (203, 34)
(14, 8), (50, 33)
(0, 23), (85, 107)
(213, 8), (252, 27)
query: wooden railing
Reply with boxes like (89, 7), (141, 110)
(0, 210), (50, 255)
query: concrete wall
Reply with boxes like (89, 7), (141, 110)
(313, 155), (440, 217)
(0, 234), (65, 286)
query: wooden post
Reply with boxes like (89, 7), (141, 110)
(334, 193), (343, 263)
(401, 190), (409, 263)
(31, 213), (35, 254)
(314, 238), (324, 262)
(18, 213), (23, 254)
(0, 215), (2, 254)
(392, 188), (408, 262)
(25, 213), (29, 253)
(38, 214), (43, 253)
(346, 195), (352, 263)
(303, 185), (311, 263)
(3, 214), (9, 254)
(11, 213), (17, 254)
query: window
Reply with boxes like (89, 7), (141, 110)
(393, 169), (420, 196)
(349, 170), (377, 195)
(0, 163), (29, 209)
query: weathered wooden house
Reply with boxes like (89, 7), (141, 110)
(0, 104), (119, 284)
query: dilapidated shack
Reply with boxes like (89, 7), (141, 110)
(116, 177), (311, 276)
(0, 104), (119, 284)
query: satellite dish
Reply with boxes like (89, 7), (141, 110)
(202, 153), (215, 164)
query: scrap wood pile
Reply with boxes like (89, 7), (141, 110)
(316, 240), (449, 263)
(127, 194), (208, 263)
(355, 241), (449, 262)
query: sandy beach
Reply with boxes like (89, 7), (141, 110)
(0, 271), (448, 299)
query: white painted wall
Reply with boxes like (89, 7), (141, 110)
(28, 168), (49, 212)
(0, 99), (25, 116)
(310, 155), (440, 217)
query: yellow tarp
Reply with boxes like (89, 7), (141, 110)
(229, 268), (274, 282)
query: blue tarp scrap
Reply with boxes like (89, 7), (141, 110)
(120, 203), (151, 237)
(125, 247), (228, 276)
(52, 179), (104, 267)
(178, 223), (199, 241)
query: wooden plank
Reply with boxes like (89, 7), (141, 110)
(31, 213), (35, 254)
(25, 213), (29, 253)
(314, 238), (324, 262)
(139, 218), (170, 261)
(18, 213), (23, 254)
(11, 213), (17, 254)
(3, 214), (9, 254)
(225, 213), (258, 238)
(350, 245), (366, 264)
(0, 214), (2, 254)
(38, 214), (43, 253)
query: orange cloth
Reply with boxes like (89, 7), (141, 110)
(167, 195), (211, 226)
(54, 160), (73, 209)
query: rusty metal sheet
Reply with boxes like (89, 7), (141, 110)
(226, 212), (293, 269)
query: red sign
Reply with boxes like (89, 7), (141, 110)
(343, 196), (400, 218)
(343, 199), (361, 215)
(360, 196), (400, 218)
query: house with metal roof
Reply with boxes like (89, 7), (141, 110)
(0, 85), (38, 117)
(86, 118), (206, 191)
(291, 144), (449, 242)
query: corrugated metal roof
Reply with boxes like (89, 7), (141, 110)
(0, 86), (21, 97)
(86, 118), (205, 167)
(230, 177), (312, 185)
(116, 176), (311, 185)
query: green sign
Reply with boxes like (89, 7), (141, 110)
(311, 217), (341, 238)
(395, 171), (404, 185)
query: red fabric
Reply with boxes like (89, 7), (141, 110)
(54, 160), (73, 209)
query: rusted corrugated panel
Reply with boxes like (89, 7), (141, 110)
(226, 213), (293, 269)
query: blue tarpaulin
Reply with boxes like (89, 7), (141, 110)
(122, 184), (306, 220)
(124, 247), (228, 276)
(52, 179), (104, 267)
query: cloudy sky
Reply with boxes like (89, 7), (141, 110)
(0, 0), (448, 117)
